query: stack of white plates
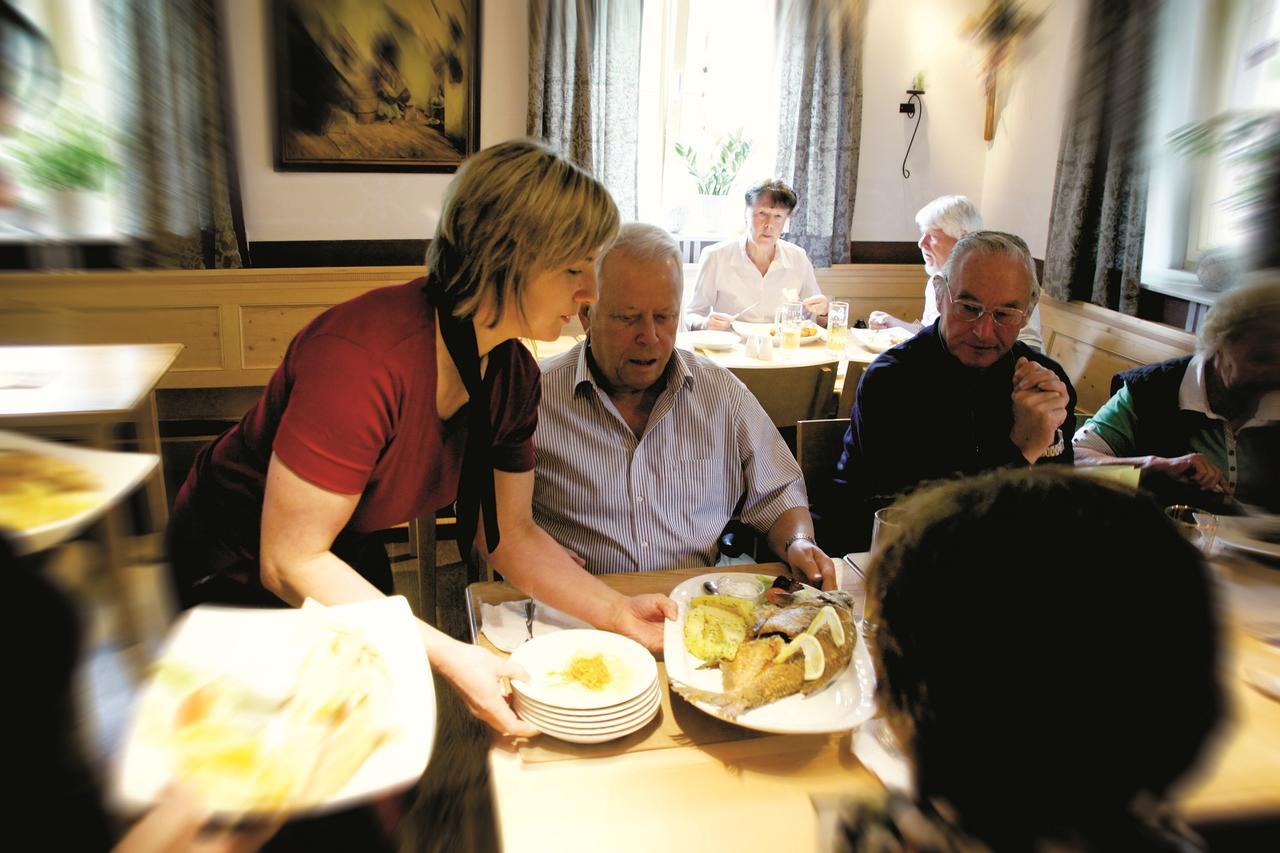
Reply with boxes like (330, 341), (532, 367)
(508, 629), (660, 744)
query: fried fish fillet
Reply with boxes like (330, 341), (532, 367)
(673, 603), (856, 718)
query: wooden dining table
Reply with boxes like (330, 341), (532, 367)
(0, 343), (183, 653)
(461, 556), (1280, 852)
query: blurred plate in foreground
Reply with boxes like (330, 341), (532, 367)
(113, 596), (433, 817)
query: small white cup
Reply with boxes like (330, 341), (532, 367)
(750, 334), (773, 360)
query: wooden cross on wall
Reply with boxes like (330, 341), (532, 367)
(963, 0), (1044, 141)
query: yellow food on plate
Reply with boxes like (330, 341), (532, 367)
(691, 593), (755, 622)
(774, 632), (825, 680)
(0, 450), (101, 530)
(552, 653), (612, 691)
(684, 599), (750, 662)
(145, 621), (394, 813)
(800, 325), (818, 337)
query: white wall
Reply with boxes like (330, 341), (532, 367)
(222, 0), (528, 242)
(851, 0), (1082, 257)
(979, 0), (1087, 258)
(851, 0), (989, 243)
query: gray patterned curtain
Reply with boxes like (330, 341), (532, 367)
(105, 0), (247, 269)
(527, 0), (641, 219)
(774, 0), (866, 267)
(1043, 0), (1158, 314)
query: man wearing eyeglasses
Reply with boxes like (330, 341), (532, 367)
(818, 231), (1076, 551)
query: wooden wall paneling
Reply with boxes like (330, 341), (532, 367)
(1038, 298), (1196, 414)
(240, 304), (331, 368)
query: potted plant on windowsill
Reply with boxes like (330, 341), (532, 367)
(674, 129), (752, 232)
(1170, 109), (1280, 279)
(7, 112), (117, 236)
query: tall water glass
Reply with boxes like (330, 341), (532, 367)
(871, 506), (903, 552)
(827, 301), (850, 353)
(779, 301), (804, 350)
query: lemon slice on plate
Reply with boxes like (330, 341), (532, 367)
(805, 605), (846, 648)
(774, 633), (824, 680)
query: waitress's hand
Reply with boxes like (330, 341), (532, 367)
(433, 639), (540, 738)
(608, 594), (677, 652)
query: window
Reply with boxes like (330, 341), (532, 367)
(635, 0), (779, 236)
(1, 0), (118, 239)
(1144, 0), (1279, 284)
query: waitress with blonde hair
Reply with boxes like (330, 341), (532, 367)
(169, 139), (676, 741)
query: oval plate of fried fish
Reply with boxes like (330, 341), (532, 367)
(112, 596), (434, 817)
(666, 572), (876, 734)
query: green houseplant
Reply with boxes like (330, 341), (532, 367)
(674, 129), (752, 196)
(9, 116), (117, 192)
(6, 112), (117, 234)
(1170, 109), (1280, 272)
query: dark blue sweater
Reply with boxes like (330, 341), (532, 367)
(818, 322), (1077, 551)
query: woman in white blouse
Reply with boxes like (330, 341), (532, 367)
(686, 179), (829, 330)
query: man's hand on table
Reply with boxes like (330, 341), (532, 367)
(433, 638), (540, 738)
(1144, 452), (1230, 493)
(608, 593), (678, 652)
(785, 539), (837, 590)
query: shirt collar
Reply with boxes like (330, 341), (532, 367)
(570, 338), (695, 398)
(1179, 353), (1280, 428)
(736, 234), (792, 272)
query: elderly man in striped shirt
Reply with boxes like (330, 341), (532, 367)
(532, 222), (837, 589)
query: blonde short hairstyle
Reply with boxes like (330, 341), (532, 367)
(426, 139), (620, 326)
(1197, 279), (1280, 360)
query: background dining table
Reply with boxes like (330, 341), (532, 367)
(0, 342), (182, 659)
(438, 554), (1280, 852)
(522, 326), (904, 419)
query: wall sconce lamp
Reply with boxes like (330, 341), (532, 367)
(900, 87), (924, 179)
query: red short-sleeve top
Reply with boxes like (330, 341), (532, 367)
(176, 278), (540, 561)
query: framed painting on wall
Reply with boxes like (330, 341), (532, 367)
(273, 0), (480, 172)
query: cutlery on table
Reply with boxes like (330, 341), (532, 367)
(524, 600), (535, 640)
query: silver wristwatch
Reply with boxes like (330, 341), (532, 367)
(1040, 428), (1065, 458)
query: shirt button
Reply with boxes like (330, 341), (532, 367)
(641, 542), (649, 548)
(636, 496), (645, 503)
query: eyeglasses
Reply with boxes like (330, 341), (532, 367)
(939, 277), (1027, 328)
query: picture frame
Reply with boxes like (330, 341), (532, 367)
(272, 0), (480, 173)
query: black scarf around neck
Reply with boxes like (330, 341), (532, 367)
(425, 276), (501, 553)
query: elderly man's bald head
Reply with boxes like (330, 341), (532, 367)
(591, 223), (683, 305)
(581, 223), (684, 395)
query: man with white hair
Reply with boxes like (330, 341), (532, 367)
(533, 222), (837, 588)
(869, 195), (1044, 350)
(821, 231), (1075, 550)
(1074, 281), (1280, 512)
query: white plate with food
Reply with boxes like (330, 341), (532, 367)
(731, 321), (827, 346)
(684, 330), (742, 351)
(1216, 513), (1280, 560)
(850, 327), (913, 354)
(665, 572), (876, 735)
(508, 628), (658, 711)
(112, 596), (434, 817)
(0, 429), (159, 556)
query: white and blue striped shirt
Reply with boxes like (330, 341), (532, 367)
(532, 341), (809, 574)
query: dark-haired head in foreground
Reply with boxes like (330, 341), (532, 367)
(860, 468), (1222, 849)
